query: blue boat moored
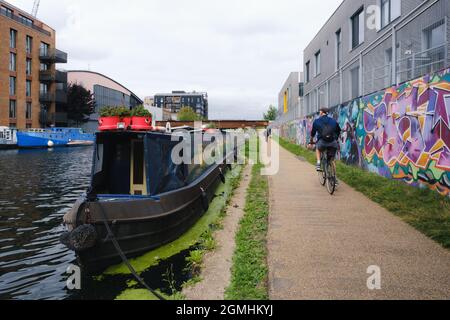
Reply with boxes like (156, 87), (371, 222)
(17, 128), (95, 149)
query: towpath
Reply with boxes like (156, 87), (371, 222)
(268, 145), (450, 300)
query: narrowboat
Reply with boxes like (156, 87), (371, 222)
(0, 127), (17, 149)
(17, 128), (95, 149)
(61, 128), (237, 272)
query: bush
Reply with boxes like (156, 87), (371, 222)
(131, 105), (152, 117)
(99, 106), (131, 118)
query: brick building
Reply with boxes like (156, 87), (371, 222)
(0, 0), (67, 129)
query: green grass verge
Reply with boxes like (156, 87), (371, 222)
(277, 137), (450, 249)
(225, 162), (269, 300)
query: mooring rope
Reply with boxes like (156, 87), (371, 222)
(93, 201), (166, 301)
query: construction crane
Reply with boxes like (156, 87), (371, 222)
(31, 0), (40, 17)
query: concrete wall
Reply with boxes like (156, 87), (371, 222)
(278, 72), (300, 115)
(277, 67), (450, 198)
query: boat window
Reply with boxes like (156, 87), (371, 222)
(130, 140), (147, 196)
(94, 144), (104, 175)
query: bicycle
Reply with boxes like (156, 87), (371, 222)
(312, 144), (338, 195)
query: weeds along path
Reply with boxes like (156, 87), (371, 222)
(183, 164), (253, 300)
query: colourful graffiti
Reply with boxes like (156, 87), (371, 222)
(278, 68), (450, 197)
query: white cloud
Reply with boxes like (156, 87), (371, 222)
(8, 0), (342, 119)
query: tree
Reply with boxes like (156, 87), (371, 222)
(177, 106), (202, 121)
(66, 83), (96, 126)
(263, 105), (278, 121)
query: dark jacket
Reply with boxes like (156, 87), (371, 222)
(311, 115), (341, 142)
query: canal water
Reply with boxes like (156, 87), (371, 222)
(0, 148), (190, 300)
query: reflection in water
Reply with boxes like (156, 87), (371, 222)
(0, 147), (192, 300)
(0, 148), (92, 300)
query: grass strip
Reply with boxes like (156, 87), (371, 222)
(277, 136), (450, 249)
(225, 162), (269, 300)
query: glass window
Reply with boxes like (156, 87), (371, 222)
(26, 36), (33, 54)
(40, 63), (48, 71)
(305, 61), (310, 82)
(20, 15), (33, 27)
(40, 42), (49, 56)
(9, 100), (16, 119)
(26, 59), (32, 75)
(9, 53), (16, 71)
(26, 102), (32, 119)
(9, 76), (16, 96)
(40, 83), (48, 94)
(315, 51), (321, 76)
(336, 29), (342, 69)
(26, 80), (32, 97)
(351, 66), (360, 99)
(351, 8), (364, 49)
(2, 6), (14, 18)
(381, 0), (401, 29)
(10, 29), (16, 48)
(424, 20), (445, 50)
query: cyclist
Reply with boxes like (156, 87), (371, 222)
(307, 108), (341, 172)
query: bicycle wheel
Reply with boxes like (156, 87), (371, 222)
(326, 161), (336, 195)
(318, 161), (326, 186)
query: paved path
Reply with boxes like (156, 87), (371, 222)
(268, 145), (450, 300)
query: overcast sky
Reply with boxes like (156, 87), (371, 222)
(9, 0), (342, 119)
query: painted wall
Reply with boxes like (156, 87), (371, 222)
(278, 68), (450, 197)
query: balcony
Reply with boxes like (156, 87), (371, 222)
(39, 49), (68, 64)
(39, 90), (68, 104)
(39, 70), (67, 83)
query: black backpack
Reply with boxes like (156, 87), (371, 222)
(320, 120), (336, 143)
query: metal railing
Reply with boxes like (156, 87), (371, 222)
(396, 44), (447, 84)
(39, 48), (68, 63)
(39, 70), (68, 83)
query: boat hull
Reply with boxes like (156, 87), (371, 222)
(17, 128), (95, 149)
(64, 161), (231, 273)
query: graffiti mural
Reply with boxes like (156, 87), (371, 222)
(277, 68), (450, 197)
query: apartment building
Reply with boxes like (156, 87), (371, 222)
(154, 91), (209, 121)
(303, 0), (450, 114)
(0, 0), (67, 129)
(68, 70), (143, 133)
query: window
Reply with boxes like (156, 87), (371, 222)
(26, 80), (32, 97)
(10, 29), (17, 48)
(305, 61), (310, 82)
(2, 6), (14, 18)
(336, 29), (342, 69)
(9, 100), (16, 119)
(40, 83), (48, 95)
(26, 59), (32, 76)
(26, 102), (32, 120)
(351, 66), (360, 98)
(351, 7), (365, 49)
(9, 53), (16, 71)
(424, 20), (445, 50)
(9, 77), (16, 96)
(40, 63), (48, 71)
(299, 83), (304, 97)
(315, 51), (321, 76)
(40, 42), (49, 56)
(26, 36), (33, 54)
(20, 15), (33, 27)
(381, 0), (401, 29)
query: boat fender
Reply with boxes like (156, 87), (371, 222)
(200, 187), (209, 211)
(219, 168), (226, 184)
(60, 224), (98, 252)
